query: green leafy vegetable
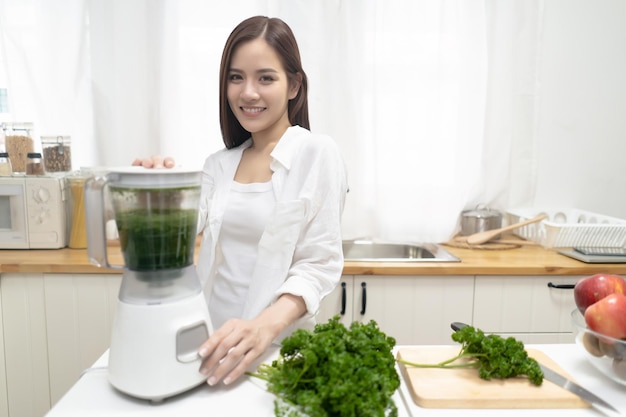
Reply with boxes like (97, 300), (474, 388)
(248, 316), (400, 417)
(397, 326), (544, 386)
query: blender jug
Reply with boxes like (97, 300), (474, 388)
(85, 167), (212, 401)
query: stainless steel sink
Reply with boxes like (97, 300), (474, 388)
(342, 240), (460, 262)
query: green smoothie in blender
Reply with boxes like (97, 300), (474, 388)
(112, 187), (198, 271)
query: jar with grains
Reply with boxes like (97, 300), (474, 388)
(41, 135), (72, 172)
(0, 152), (12, 175)
(67, 173), (88, 248)
(2, 122), (34, 173)
(26, 152), (45, 175)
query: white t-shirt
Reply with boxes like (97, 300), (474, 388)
(209, 180), (275, 329)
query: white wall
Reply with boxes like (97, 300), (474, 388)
(533, 0), (626, 218)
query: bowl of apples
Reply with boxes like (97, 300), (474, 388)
(572, 273), (626, 386)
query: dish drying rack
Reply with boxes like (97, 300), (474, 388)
(505, 208), (626, 248)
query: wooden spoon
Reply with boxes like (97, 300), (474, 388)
(465, 213), (548, 245)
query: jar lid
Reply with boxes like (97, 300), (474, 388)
(107, 166), (202, 188)
(2, 122), (34, 131)
(41, 135), (71, 144)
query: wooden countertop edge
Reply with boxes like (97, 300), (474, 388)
(2, 265), (614, 276)
(3, 245), (626, 275)
(341, 263), (625, 275)
(0, 265), (122, 274)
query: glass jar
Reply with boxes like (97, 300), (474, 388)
(0, 152), (12, 175)
(2, 122), (34, 173)
(67, 173), (88, 249)
(41, 135), (72, 172)
(26, 152), (45, 175)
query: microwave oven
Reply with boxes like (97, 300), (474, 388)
(0, 175), (70, 249)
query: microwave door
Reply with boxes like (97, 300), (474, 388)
(0, 179), (29, 249)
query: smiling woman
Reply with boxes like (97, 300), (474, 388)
(2, 0), (626, 245)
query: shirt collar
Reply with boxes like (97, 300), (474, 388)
(270, 125), (306, 171)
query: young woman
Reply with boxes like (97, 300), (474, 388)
(134, 16), (347, 386)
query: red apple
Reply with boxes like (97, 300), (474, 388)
(584, 293), (626, 340)
(574, 273), (626, 313)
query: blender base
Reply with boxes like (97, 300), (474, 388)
(108, 290), (212, 402)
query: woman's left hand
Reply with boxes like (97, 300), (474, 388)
(197, 317), (277, 385)
(131, 155), (176, 168)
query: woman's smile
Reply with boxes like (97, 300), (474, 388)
(241, 106), (266, 115)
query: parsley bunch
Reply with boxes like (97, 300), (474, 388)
(249, 316), (400, 417)
(397, 326), (544, 386)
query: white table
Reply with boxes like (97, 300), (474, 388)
(46, 345), (624, 417)
(45, 345), (410, 417)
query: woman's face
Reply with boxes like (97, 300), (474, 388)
(227, 37), (299, 142)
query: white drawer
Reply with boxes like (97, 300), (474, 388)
(473, 275), (582, 340)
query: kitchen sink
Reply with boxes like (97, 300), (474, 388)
(342, 240), (460, 262)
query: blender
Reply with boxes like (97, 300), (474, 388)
(84, 167), (212, 402)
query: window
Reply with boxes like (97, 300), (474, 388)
(0, 88), (8, 114)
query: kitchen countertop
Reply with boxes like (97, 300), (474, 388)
(45, 344), (626, 417)
(3, 243), (626, 275)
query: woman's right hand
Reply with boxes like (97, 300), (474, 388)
(131, 155), (176, 168)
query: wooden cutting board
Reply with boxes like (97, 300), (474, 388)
(396, 347), (590, 409)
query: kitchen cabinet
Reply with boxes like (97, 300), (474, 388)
(0, 273), (121, 417)
(472, 275), (581, 343)
(0, 279), (8, 417)
(44, 274), (121, 404)
(1, 273), (49, 417)
(318, 275), (474, 345)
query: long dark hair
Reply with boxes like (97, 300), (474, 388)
(219, 16), (310, 149)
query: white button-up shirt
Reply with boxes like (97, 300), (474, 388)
(196, 126), (348, 337)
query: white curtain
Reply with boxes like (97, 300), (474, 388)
(0, 0), (544, 243)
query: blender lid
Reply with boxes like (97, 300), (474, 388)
(107, 166), (200, 174)
(106, 166), (202, 188)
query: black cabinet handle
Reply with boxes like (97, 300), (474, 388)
(547, 282), (575, 289)
(360, 282), (367, 315)
(340, 282), (347, 315)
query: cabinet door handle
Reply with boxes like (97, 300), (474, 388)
(547, 282), (575, 289)
(340, 282), (347, 315)
(360, 282), (367, 315)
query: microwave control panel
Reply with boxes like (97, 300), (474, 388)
(24, 176), (69, 248)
